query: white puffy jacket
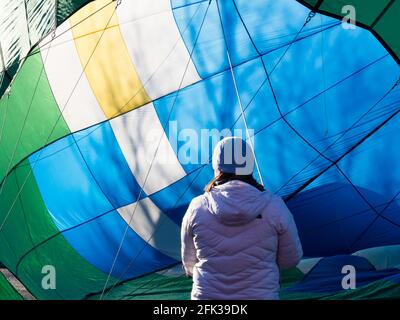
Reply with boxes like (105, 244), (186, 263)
(181, 180), (303, 300)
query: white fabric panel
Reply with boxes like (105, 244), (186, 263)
(116, 0), (201, 100)
(0, 0), (30, 69)
(297, 257), (322, 274)
(156, 264), (184, 277)
(40, 21), (106, 132)
(296, 245), (400, 274)
(353, 245), (400, 270)
(110, 103), (186, 195)
(26, 0), (56, 45)
(0, 51), (4, 74)
(117, 197), (181, 261)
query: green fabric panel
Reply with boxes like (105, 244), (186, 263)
(56, 0), (93, 25)
(373, 1), (400, 63)
(17, 231), (121, 300)
(87, 270), (193, 300)
(100, 274), (399, 300)
(0, 52), (70, 182)
(0, 160), (119, 300)
(299, 0), (390, 25)
(297, 0), (400, 61)
(0, 272), (23, 300)
(281, 278), (400, 300)
(321, 278), (400, 300)
(88, 267), (304, 300)
(0, 160), (57, 270)
(317, 0), (391, 25)
(280, 267), (305, 290)
(88, 266), (399, 300)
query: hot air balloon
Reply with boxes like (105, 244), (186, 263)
(0, 0), (399, 300)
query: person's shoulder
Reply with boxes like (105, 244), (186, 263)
(188, 194), (206, 212)
(269, 193), (286, 207)
(183, 194), (207, 225)
(261, 190), (283, 206)
(261, 191), (289, 217)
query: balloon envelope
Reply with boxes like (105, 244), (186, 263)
(0, 0), (399, 299)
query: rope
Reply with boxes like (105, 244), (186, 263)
(225, 1), (324, 186)
(269, 10), (317, 76)
(0, 91), (10, 147)
(320, 14), (329, 136)
(215, 0), (264, 185)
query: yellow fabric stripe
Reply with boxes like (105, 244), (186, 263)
(70, 0), (150, 118)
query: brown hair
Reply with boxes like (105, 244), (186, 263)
(205, 172), (224, 192)
(205, 172), (264, 192)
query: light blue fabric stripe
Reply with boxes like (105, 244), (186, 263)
(74, 122), (145, 208)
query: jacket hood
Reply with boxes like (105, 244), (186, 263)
(205, 180), (272, 226)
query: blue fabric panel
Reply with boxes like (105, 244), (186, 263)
(353, 214), (400, 253)
(150, 164), (214, 225)
(338, 115), (400, 207)
(288, 165), (400, 256)
(286, 255), (399, 293)
(264, 26), (399, 157)
(171, 0), (207, 9)
(337, 114), (400, 251)
(172, 0), (227, 78)
(233, 0), (333, 54)
(154, 58), (281, 174)
(172, 0), (339, 78)
(154, 68), (241, 173)
(249, 119), (331, 194)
